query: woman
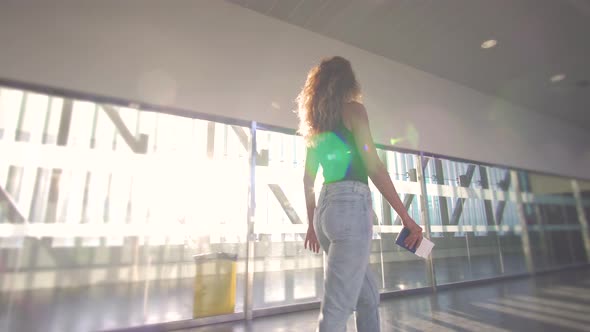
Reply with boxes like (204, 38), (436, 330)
(298, 56), (423, 332)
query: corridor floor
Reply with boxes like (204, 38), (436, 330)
(178, 267), (590, 332)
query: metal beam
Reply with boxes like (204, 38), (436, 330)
(0, 184), (26, 223)
(494, 171), (511, 225)
(267, 184), (306, 241)
(101, 105), (148, 153)
(449, 165), (476, 225)
(45, 99), (73, 224)
(207, 121), (215, 158)
(231, 125), (250, 156)
(267, 184), (303, 225)
(14, 92), (29, 141)
(244, 121), (256, 321)
(482, 167), (505, 274)
(478, 166), (496, 226)
(231, 125), (268, 165)
(435, 159), (450, 226)
(29, 97), (55, 223)
(393, 195), (415, 225)
(512, 170), (534, 273)
(393, 156), (429, 225)
(2, 92), (29, 223)
(378, 150), (392, 225)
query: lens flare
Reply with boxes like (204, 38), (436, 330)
(390, 138), (404, 145)
(315, 132), (352, 182)
(389, 124), (419, 148)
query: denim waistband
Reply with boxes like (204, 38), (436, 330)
(319, 181), (371, 197)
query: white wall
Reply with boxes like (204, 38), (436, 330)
(1, 0), (589, 179)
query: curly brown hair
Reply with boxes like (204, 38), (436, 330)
(296, 56), (362, 146)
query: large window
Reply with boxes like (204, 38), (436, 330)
(252, 129), (324, 308)
(0, 87), (250, 331)
(522, 173), (588, 270)
(423, 157), (507, 284)
(378, 150), (431, 290)
(1, 85), (588, 332)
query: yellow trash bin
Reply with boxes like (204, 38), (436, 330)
(193, 253), (237, 318)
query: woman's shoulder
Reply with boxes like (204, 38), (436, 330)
(344, 101), (365, 110)
(342, 101), (368, 123)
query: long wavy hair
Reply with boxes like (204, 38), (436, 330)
(296, 56), (362, 146)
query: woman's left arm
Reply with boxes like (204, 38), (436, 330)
(303, 147), (320, 253)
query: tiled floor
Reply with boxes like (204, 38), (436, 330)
(2, 265), (589, 331)
(0, 254), (528, 332)
(177, 267), (590, 332)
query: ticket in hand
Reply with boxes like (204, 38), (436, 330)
(395, 227), (435, 258)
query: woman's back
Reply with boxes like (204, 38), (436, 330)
(311, 102), (368, 184)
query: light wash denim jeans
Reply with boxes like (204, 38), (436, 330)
(314, 181), (380, 332)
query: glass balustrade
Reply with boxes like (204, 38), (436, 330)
(0, 84), (588, 331)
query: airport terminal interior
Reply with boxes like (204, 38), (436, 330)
(1, 1), (590, 331)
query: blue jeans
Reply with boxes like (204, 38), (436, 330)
(314, 181), (380, 332)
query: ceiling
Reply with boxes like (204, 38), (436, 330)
(228, 0), (590, 130)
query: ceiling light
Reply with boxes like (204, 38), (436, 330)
(550, 74), (566, 83)
(481, 39), (498, 49)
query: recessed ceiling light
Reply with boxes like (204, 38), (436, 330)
(481, 39), (498, 49)
(550, 74), (566, 83)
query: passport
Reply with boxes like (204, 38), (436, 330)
(395, 227), (435, 258)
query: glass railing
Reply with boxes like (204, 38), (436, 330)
(378, 149), (431, 291)
(520, 173), (588, 270)
(252, 128), (324, 309)
(0, 87), (250, 331)
(422, 156), (525, 283)
(0, 84), (589, 332)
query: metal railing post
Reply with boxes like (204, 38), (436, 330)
(244, 121), (257, 320)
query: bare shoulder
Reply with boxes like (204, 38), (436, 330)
(344, 101), (366, 112)
(342, 101), (369, 127)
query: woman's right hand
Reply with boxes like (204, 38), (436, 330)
(304, 225), (321, 253)
(403, 218), (423, 250)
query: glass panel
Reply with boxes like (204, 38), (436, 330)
(1, 84), (588, 330)
(424, 157), (503, 284)
(518, 171), (551, 270)
(580, 180), (590, 228)
(380, 150), (430, 290)
(252, 129), (324, 309)
(488, 167), (527, 275)
(0, 87), (249, 331)
(579, 180), (590, 265)
(366, 157), (385, 292)
(526, 172), (585, 269)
